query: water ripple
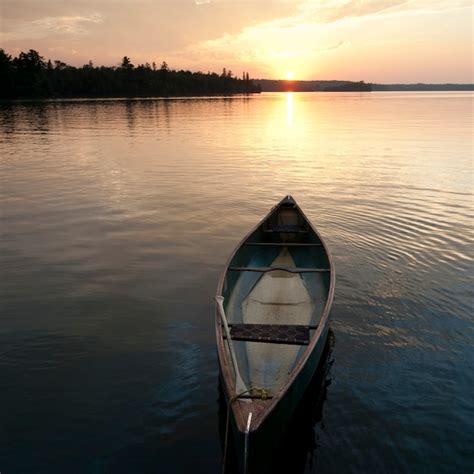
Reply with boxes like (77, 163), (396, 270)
(0, 93), (472, 473)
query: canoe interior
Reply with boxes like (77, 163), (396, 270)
(221, 203), (331, 395)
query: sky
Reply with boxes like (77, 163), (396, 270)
(1, 0), (473, 82)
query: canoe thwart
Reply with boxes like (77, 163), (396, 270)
(263, 225), (308, 233)
(224, 323), (316, 345)
(228, 266), (330, 273)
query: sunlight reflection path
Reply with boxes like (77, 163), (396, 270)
(286, 92), (293, 128)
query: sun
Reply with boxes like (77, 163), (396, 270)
(286, 71), (295, 80)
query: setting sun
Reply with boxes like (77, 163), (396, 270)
(286, 71), (295, 80)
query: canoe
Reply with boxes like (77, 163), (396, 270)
(215, 195), (335, 472)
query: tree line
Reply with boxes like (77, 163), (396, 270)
(255, 79), (372, 92)
(0, 49), (261, 99)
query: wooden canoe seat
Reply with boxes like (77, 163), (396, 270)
(264, 225), (307, 233)
(225, 323), (317, 345)
(228, 266), (330, 273)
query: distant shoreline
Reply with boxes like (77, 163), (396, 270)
(372, 84), (474, 91)
(255, 79), (474, 92)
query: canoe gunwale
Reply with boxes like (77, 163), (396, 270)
(215, 196), (336, 434)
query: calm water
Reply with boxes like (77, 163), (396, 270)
(0, 92), (472, 473)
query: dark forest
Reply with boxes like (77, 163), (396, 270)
(0, 49), (261, 99)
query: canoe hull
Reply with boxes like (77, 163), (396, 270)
(216, 196), (335, 473)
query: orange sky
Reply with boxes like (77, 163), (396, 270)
(1, 0), (473, 82)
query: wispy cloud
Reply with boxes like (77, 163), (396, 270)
(235, 0), (473, 30)
(185, 0), (472, 75)
(1, 13), (102, 41)
(283, 0), (408, 26)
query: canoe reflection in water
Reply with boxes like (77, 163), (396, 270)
(218, 329), (335, 474)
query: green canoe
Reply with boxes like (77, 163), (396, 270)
(215, 195), (335, 473)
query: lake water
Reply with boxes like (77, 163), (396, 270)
(0, 92), (472, 473)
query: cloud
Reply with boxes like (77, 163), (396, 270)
(286, 0), (408, 25)
(183, 0), (472, 74)
(240, 0), (473, 30)
(0, 13), (102, 41)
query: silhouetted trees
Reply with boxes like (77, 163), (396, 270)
(0, 49), (261, 99)
(120, 56), (134, 70)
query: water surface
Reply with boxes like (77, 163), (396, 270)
(0, 92), (472, 473)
